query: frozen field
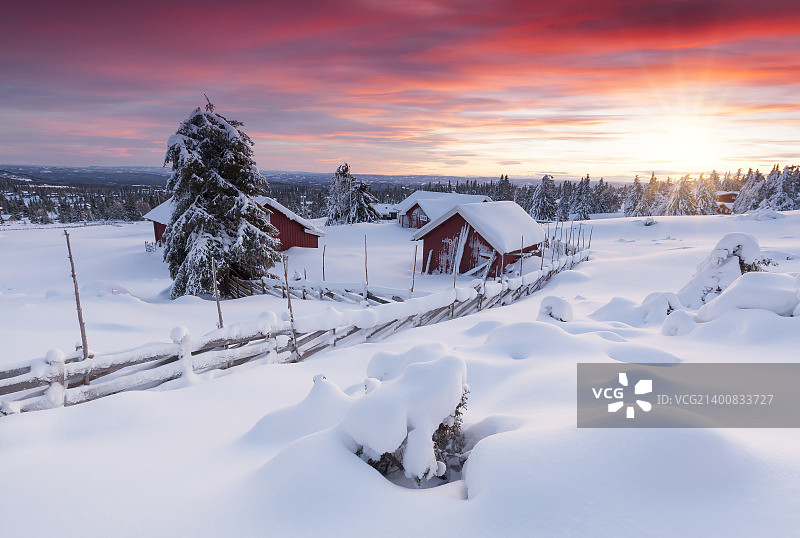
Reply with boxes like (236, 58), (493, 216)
(1, 212), (799, 536)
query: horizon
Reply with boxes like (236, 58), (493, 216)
(2, 1), (798, 178)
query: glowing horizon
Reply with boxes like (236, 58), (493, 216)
(1, 0), (798, 181)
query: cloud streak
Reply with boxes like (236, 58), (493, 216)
(1, 0), (798, 177)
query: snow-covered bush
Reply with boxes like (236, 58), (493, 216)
(677, 233), (769, 308)
(538, 296), (573, 322)
(661, 310), (697, 336)
(696, 272), (799, 322)
(341, 354), (469, 485)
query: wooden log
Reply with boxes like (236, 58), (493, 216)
(0, 365), (32, 382)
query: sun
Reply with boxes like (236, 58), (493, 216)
(629, 113), (725, 172)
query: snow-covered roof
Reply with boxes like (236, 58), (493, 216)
(143, 199), (175, 224)
(395, 191), (492, 215)
(412, 201), (545, 254)
(253, 196), (325, 237)
(143, 196), (324, 237)
(373, 203), (396, 216)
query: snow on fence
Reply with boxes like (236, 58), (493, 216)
(225, 270), (414, 305)
(0, 248), (591, 417)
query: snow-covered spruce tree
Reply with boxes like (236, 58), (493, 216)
(624, 175), (644, 216)
(163, 102), (280, 299)
(495, 174), (514, 201)
(694, 174), (718, 215)
(732, 168), (765, 213)
(571, 176), (591, 220)
(557, 181), (572, 220)
(664, 175), (697, 216)
(528, 174), (557, 221)
(325, 163), (380, 225)
(760, 165), (800, 211)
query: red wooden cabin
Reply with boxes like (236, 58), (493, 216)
(412, 201), (545, 278)
(716, 191), (738, 215)
(396, 191), (492, 228)
(144, 197), (324, 250)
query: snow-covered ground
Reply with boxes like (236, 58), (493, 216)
(1, 212), (799, 536)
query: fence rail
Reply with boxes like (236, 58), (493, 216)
(0, 248), (590, 417)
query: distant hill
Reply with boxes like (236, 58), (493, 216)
(1, 165), (543, 189)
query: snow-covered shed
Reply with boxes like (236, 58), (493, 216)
(412, 201), (545, 278)
(143, 197), (324, 250)
(142, 199), (174, 245)
(396, 191), (492, 228)
(374, 203), (398, 220)
(716, 191), (738, 215)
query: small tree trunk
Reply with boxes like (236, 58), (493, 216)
(322, 245), (326, 281)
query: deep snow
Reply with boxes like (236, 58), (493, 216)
(1, 211), (800, 536)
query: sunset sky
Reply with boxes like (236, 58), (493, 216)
(1, 0), (798, 180)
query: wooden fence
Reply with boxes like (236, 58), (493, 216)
(0, 248), (590, 417)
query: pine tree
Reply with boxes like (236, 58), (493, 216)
(495, 174), (514, 201)
(760, 165), (800, 211)
(528, 175), (557, 221)
(694, 175), (718, 215)
(732, 168), (766, 213)
(163, 101), (280, 298)
(557, 180), (572, 221)
(664, 176), (697, 215)
(572, 177), (591, 220)
(624, 175), (644, 216)
(325, 163), (379, 225)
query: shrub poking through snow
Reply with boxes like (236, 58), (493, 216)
(341, 355), (469, 486)
(696, 272), (800, 322)
(538, 296), (573, 322)
(677, 233), (770, 308)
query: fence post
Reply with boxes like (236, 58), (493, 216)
(46, 348), (67, 409)
(411, 244), (417, 293)
(64, 230), (89, 364)
(171, 327), (194, 377)
(212, 259), (224, 329)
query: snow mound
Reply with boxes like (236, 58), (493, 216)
(591, 292), (683, 327)
(661, 309), (697, 336)
(245, 375), (354, 445)
(340, 354), (467, 481)
(696, 272), (799, 322)
(677, 233), (764, 308)
(482, 321), (593, 360)
(80, 281), (132, 297)
(366, 343), (454, 381)
(463, 427), (785, 535)
(538, 296), (573, 322)
(752, 207), (785, 220)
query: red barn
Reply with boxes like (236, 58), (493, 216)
(396, 191), (492, 228)
(144, 197), (324, 250)
(253, 196), (324, 249)
(412, 201), (545, 278)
